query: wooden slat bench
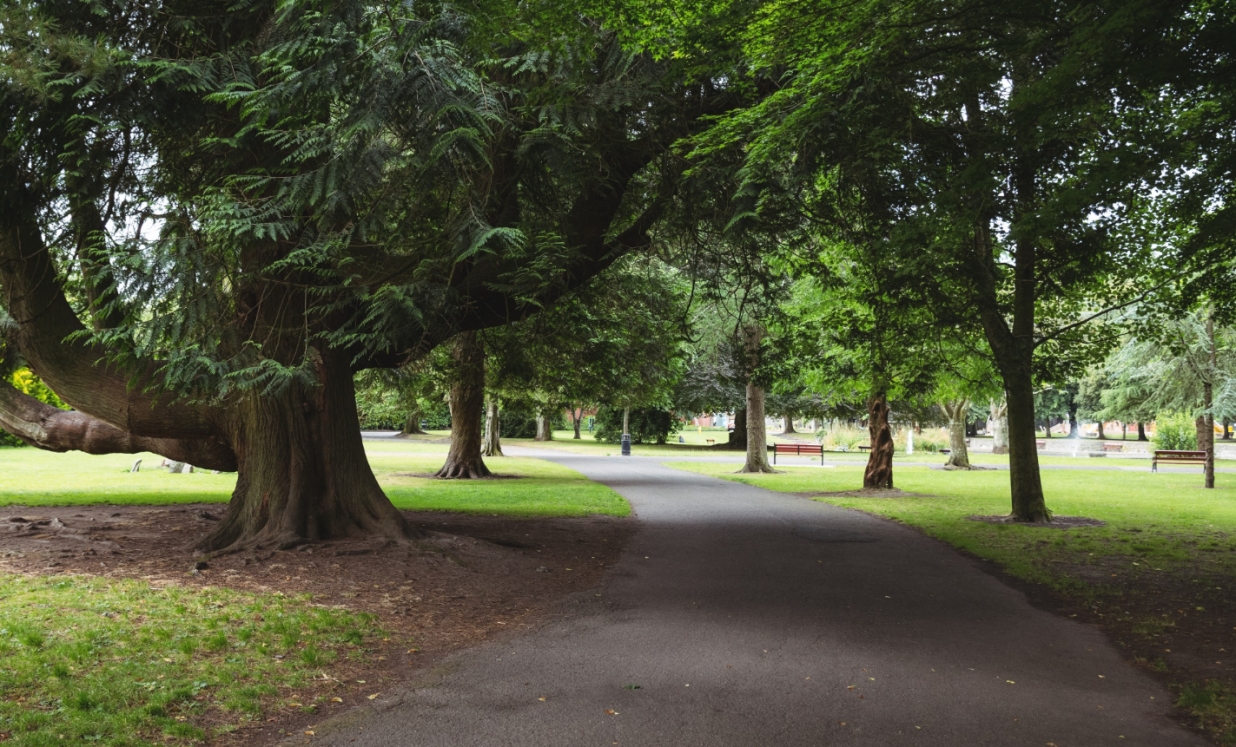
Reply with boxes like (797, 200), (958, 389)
(1102, 443), (1123, 453)
(772, 443), (825, 465)
(1152, 450), (1207, 472)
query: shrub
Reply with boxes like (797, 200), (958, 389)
(594, 406), (681, 445)
(1152, 411), (1197, 451)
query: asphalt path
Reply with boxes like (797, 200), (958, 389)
(298, 451), (1205, 747)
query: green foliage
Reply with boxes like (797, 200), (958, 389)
(593, 406), (680, 445)
(1153, 412), (1198, 451)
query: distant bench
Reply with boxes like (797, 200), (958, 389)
(1152, 450), (1207, 472)
(772, 443), (825, 465)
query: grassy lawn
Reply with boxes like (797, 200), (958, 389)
(667, 460), (1236, 743)
(0, 443), (629, 517)
(0, 574), (382, 746)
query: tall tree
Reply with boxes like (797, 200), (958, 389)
(0, 0), (746, 551)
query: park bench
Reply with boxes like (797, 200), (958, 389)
(1036, 440), (1045, 449)
(1102, 443), (1123, 453)
(772, 443), (825, 465)
(1151, 450), (1207, 473)
(857, 444), (872, 452)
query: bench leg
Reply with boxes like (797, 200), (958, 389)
(773, 451), (777, 465)
(1151, 460), (1157, 473)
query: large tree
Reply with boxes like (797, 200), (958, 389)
(0, 0), (743, 552)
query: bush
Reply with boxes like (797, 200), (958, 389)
(1152, 411), (1197, 451)
(594, 406), (681, 445)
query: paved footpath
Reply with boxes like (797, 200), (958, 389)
(300, 453), (1205, 747)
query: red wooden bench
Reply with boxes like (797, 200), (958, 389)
(1152, 450), (1207, 472)
(1101, 443), (1123, 453)
(772, 443), (825, 465)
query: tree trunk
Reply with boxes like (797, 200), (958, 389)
(863, 391), (894, 489)
(571, 406), (582, 439)
(400, 407), (425, 436)
(728, 408), (748, 450)
(990, 399), (1009, 455)
(782, 414), (796, 434)
(1067, 400), (1079, 438)
(1004, 371), (1050, 521)
(1205, 313), (1217, 488)
(482, 397), (503, 457)
(1096, 420), (1106, 440)
(535, 409), (554, 441)
(435, 331), (490, 478)
(940, 400), (971, 469)
(1224, 420), (1232, 440)
(200, 351), (415, 553)
(738, 382), (778, 473)
(1043, 419), (1052, 438)
(1137, 422), (1148, 441)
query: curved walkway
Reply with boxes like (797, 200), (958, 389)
(302, 452), (1205, 746)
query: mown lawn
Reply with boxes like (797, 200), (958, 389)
(0, 574), (383, 746)
(0, 444), (629, 517)
(666, 460), (1236, 743)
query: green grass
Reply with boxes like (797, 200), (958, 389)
(0, 444), (629, 517)
(665, 461), (1236, 586)
(0, 574), (383, 746)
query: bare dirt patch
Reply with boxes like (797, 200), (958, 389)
(965, 514), (1107, 528)
(797, 488), (929, 499)
(0, 504), (634, 745)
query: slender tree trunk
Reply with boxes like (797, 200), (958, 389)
(435, 331), (490, 478)
(728, 408), (748, 450)
(1205, 313), (1217, 488)
(571, 406), (582, 439)
(990, 399), (1009, 455)
(738, 382), (777, 473)
(940, 400), (972, 469)
(1138, 422), (1148, 441)
(201, 351), (415, 553)
(400, 406), (425, 436)
(1224, 419), (1232, 440)
(782, 414), (796, 434)
(482, 397), (502, 457)
(1043, 419), (1052, 438)
(1096, 420), (1106, 440)
(863, 391), (894, 489)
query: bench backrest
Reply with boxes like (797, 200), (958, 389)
(774, 443), (823, 453)
(1154, 450), (1206, 459)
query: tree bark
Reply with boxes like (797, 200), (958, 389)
(738, 382), (777, 473)
(435, 331), (490, 478)
(534, 409), (554, 441)
(863, 391), (894, 489)
(1137, 422), (1148, 441)
(1067, 399), (1079, 438)
(1096, 420), (1106, 440)
(1205, 313), (1217, 488)
(728, 408), (748, 450)
(782, 414), (796, 434)
(571, 406), (583, 439)
(200, 350), (414, 553)
(482, 397), (503, 457)
(990, 399), (1009, 455)
(940, 400), (972, 469)
(0, 379), (236, 470)
(400, 407), (425, 436)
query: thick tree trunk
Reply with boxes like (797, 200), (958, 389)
(728, 408), (748, 450)
(435, 331), (490, 478)
(990, 399), (1009, 455)
(1137, 422), (1148, 441)
(400, 407), (425, 436)
(200, 351), (414, 553)
(739, 382), (777, 473)
(940, 400), (972, 469)
(1096, 420), (1106, 440)
(782, 414), (796, 434)
(535, 409), (554, 441)
(863, 392), (894, 489)
(482, 398), (503, 457)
